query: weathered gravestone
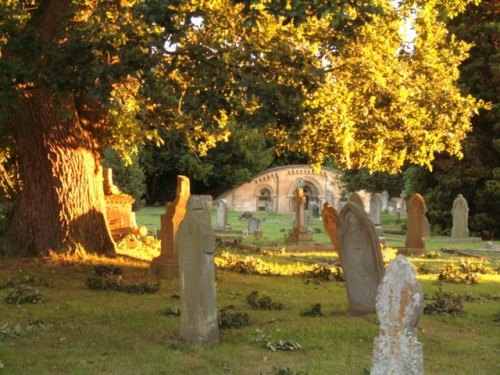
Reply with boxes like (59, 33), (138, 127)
(326, 190), (335, 206)
(286, 187), (313, 244)
(321, 202), (340, 254)
(381, 191), (389, 212)
(371, 256), (423, 375)
(405, 194), (426, 255)
(348, 192), (365, 211)
(216, 199), (228, 230)
(151, 175), (190, 277)
(338, 203), (385, 315)
(451, 194), (469, 238)
(178, 195), (219, 346)
(370, 193), (382, 225)
(247, 217), (261, 235)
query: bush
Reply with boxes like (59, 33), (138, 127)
(246, 291), (283, 310)
(85, 266), (159, 294)
(300, 303), (323, 317)
(218, 306), (250, 329)
(305, 265), (343, 282)
(4, 286), (43, 304)
(438, 264), (480, 285)
(424, 289), (465, 315)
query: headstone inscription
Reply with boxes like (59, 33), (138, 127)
(338, 203), (385, 315)
(178, 195), (219, 346)
(371, 256), (424, 375)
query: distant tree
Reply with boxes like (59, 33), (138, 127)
(404, 0), (499, 238)
(341, 169), (403, 197)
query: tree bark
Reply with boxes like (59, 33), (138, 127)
(0, 89), (116, 257)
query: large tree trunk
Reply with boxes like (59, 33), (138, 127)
(0, 89), (115, 257)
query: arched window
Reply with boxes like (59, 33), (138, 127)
(257, 188), (271, 211)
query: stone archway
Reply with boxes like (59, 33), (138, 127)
(255, 184), (274, 211)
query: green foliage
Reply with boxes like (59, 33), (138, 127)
(305, 265), (344, 282)
(251, 329), (302, 352)
(4, 286), (43, 304)
(162, 306), (181, 317)
(246, 290), (284, 310)
(341, 168), (403, 196)
(438, 263), (480, 285)
(85, 266), (159, 294)
(218, 306), (250, 329)
(0, 273), (52, 289)
(424, 289), (466, 315)
(300, 303), (324, 317)
(416, 264), (438, 275)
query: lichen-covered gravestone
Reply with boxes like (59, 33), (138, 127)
(321, 202), (340, 254)
(405, 194), (426, 255)
(151, 175), (190, 277)
(371, 256), (423, 375)
(451, 194), (469, 238)
(178, 195), (219, 346)
(338, 202), (385, 315)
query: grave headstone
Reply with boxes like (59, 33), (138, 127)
(371, 256), (423, 375)
(286, 187), (313, 244)
(370, 193), (382, 225)
(247, 217), (261, 234)
(405, 194), (426, 255)
(348, 192), (365, 211)
(451, 194), (469, 238)
(321, 202), (340, 254)
(151, 176), (190, 277)
(216, 199), (228, 230)
(178, 195), (219, 346)
(338, 203), (385, 315)
(381, 191), (389, 212)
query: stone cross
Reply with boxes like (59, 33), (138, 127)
(178, 195), (219, 346)
(321, 202), (340, 254)
(405, 194), (426, 255)
(370, 193), (382, 225)
(338, 202), (385, 315)
(151, 175), (190, 277)
(294, 187), (307, 230)
(451, 194), (469, 238)
(371, 255), (423, 375)
(348, 192), (365, 211)
(216, 199), (228, 230)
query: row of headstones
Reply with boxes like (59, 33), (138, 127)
(151, 176), (423, 373)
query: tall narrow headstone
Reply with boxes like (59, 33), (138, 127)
(370, 193), (382, 225)
(338, 203), (385, 315)
(247, 217), (261, 234)
(151, 176), (190, 277)
(451, 194), (469, 238)
(321, 202), (340, 254)
(216, 199), (228, 230)
(348, 192), (365, 211)
(371, 256), (423, 375)
(178, 195), (219, 346)
(381, 191), (389, 212)
(405, 194), (426, 255)
(326, 190), (335, 206)
(286, 187), (313, 244)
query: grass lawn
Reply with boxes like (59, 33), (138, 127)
(0, 207), (498, 374)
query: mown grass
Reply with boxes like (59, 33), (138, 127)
(1, 248), (499, 375)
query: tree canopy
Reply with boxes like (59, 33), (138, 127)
(0, 0), (489, 255)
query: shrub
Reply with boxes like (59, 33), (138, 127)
(300, 303), (324, 317)
(4, 286), (43, 304)
(162, 306), (181, 317)
(424, 289), (465, 315)
(246, 291), (283, 310)
(85, 266), (159, 294)
(218, 306), (250, 329)
(438, 264), (480, 285)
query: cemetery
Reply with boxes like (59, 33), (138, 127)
(1, 188), (498, 374)
(0, 1), (498, 374)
